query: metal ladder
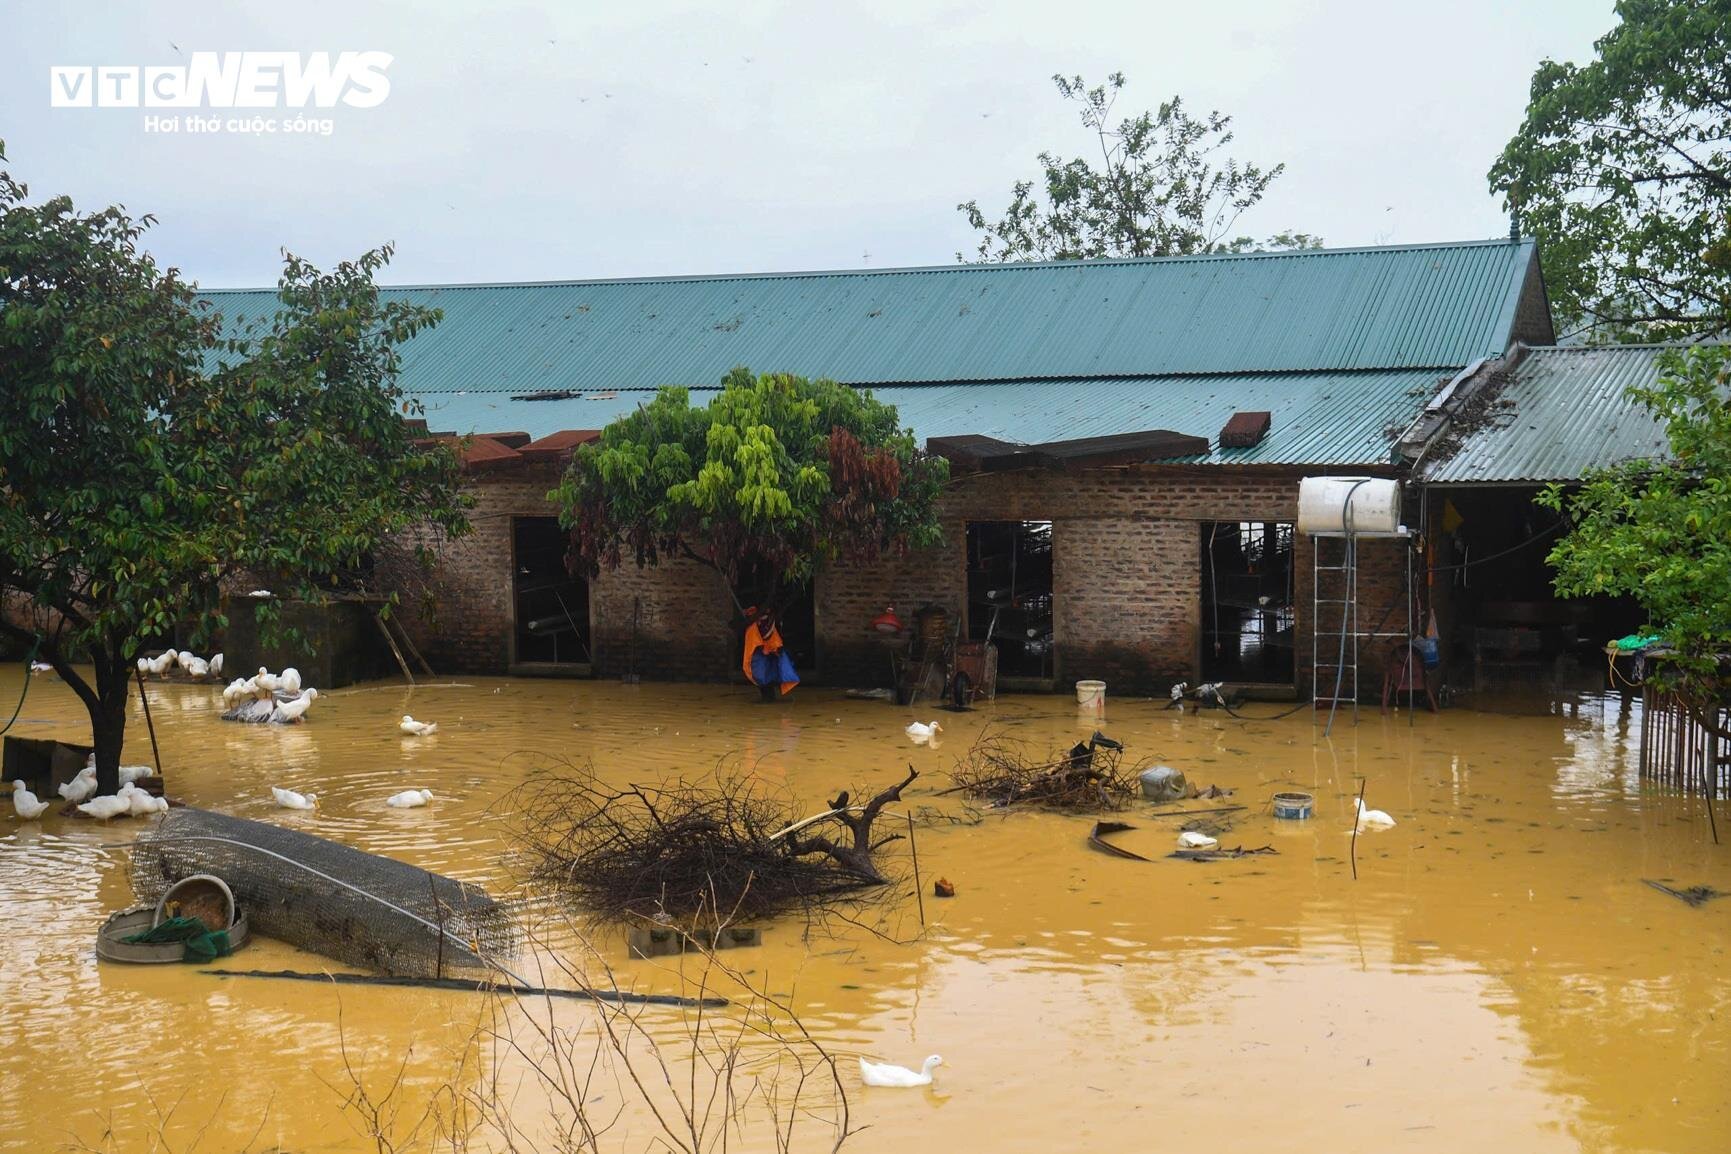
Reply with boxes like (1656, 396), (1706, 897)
(1312, 533), (1361, 731)
(1311, 528), (1414, 735)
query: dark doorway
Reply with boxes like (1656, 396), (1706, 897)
(1200, 521), (1295, 683)
(512, 517), (591, 668)
(967, 520), (1054, 680)
(739, 563), (817, 676)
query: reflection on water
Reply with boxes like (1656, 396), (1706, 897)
(0, 670), (1726, 1152)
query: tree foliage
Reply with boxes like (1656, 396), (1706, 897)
(1490, 0), (1731, 340)
(552, 368), (947, 613)
(0, 143), (468, 789)
(958, 71), (1319, 262)
(1538, 346), (1731, 729)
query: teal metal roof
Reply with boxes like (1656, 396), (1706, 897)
(202, 239), (1536, 390)
(414, 368), (1445, 467)
(1420, 346), (1676, 484)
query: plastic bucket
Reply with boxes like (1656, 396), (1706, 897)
(1271, 791), (1314, 820)
(1075, 680), (1106, 714)
(154, 874), (236, 931)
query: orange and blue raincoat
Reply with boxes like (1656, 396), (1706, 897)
(743, 618), (800, 694)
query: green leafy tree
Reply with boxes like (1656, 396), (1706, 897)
(552, 368), (947, 624)
(959, 71), (1320, 262)
(0, 145), (468, 793)
(1538, 345), (1731, 737)
(1490, 0), (1731, 340)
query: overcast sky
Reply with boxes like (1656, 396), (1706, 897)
(1, 1), (1615, 288)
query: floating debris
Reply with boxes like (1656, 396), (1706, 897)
(952, 730), (1140, 812)
(1087, 821), (1155, 861)
(1169, 844), (1279, 862)
(1642, 879), (1728, 908)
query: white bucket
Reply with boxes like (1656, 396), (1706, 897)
(1075, 680), (1106, 713)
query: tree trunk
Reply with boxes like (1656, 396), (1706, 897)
(87, 650), (132, 797)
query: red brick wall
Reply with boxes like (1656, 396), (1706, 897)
(389, 461), (1414, 698)
(815, 464), (1412, 695)
(386, 460), (738, 679)
(590, 556), (735, 681)
(383, 463), (568, 674)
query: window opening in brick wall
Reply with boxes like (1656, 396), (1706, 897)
(512, 517), (591, 665)
(967, 520), (1053, 680)
(1200, 521), (1295, 684)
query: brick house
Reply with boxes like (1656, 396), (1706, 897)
(206, 238), (1555, 696)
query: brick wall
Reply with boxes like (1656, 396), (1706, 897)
(386, 459), (738, 679)
(390, 460), (1414, 697)
(590, 557), (735, 681)
(815, 464), (1412, 695)
(383, 463), (567, 674)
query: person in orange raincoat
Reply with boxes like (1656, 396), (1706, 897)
(743, 607), (799, 699)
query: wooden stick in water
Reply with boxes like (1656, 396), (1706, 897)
(907, 810), (926, 928)
(199, 968), (729, 1008)
(134, 668), (163, 780)
(1350, 778), (1367, 881)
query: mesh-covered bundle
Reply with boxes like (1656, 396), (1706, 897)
(131, 807), (517, 978)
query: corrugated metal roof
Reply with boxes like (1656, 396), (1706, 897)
(201, 239), (1535, 390)
(412, 368), (1444, 467)
(1420, 346), (1676, 483)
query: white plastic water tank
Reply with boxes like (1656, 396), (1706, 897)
(1296, 477), (1402, 535)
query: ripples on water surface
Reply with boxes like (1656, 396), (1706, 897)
(0, 671), (1725, 1152)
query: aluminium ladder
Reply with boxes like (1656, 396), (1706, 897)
(1310, 526), (1412, 735)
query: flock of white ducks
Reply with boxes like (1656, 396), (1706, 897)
(220, 667), (320, 725)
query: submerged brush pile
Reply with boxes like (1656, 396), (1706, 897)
(949, 729), (1140, 812)
(517, 764), (918, 925)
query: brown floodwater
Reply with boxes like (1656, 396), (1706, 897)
(0, 668), (1726, 1153)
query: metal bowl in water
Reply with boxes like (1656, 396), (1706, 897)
(95, 906), (250, 964)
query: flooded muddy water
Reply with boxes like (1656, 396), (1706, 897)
(0, 669), (1726, 1153)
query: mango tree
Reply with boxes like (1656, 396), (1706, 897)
(0, 144), (468, 794)
(551, 367), (947, 630)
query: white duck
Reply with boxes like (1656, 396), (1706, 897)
(77, 793), (132, 820)
(120, 783), (159, 817)
(271, 688), (318, 724)
(221, 678), (247, 707)
(10, 780), (50, 820)
(226, 696), (275, 724)
(385, 788), (434, 809)
(279, 667), (302, 695)
(29, 661), (52, 675)
(271, 786), (317, 810)
(57, 766), (98, 804)
(1178, 830), (1219, 849)
(905, 720), (942, 745)
(400, 715), (438, 737)
(255, 667), (282, 694)
(1354, 798), (1396, 831)
(180, 654), (210, 679)
(209, 652), (224, 677)
(858, 1055), (943, 1088)
(136, 656), (151, 675)
(146, 650), (176, 677)
(119, 764), (155, 785)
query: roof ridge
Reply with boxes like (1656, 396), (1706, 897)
(418, 364), (1465, 396)
(195, 237), (1531, 294)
